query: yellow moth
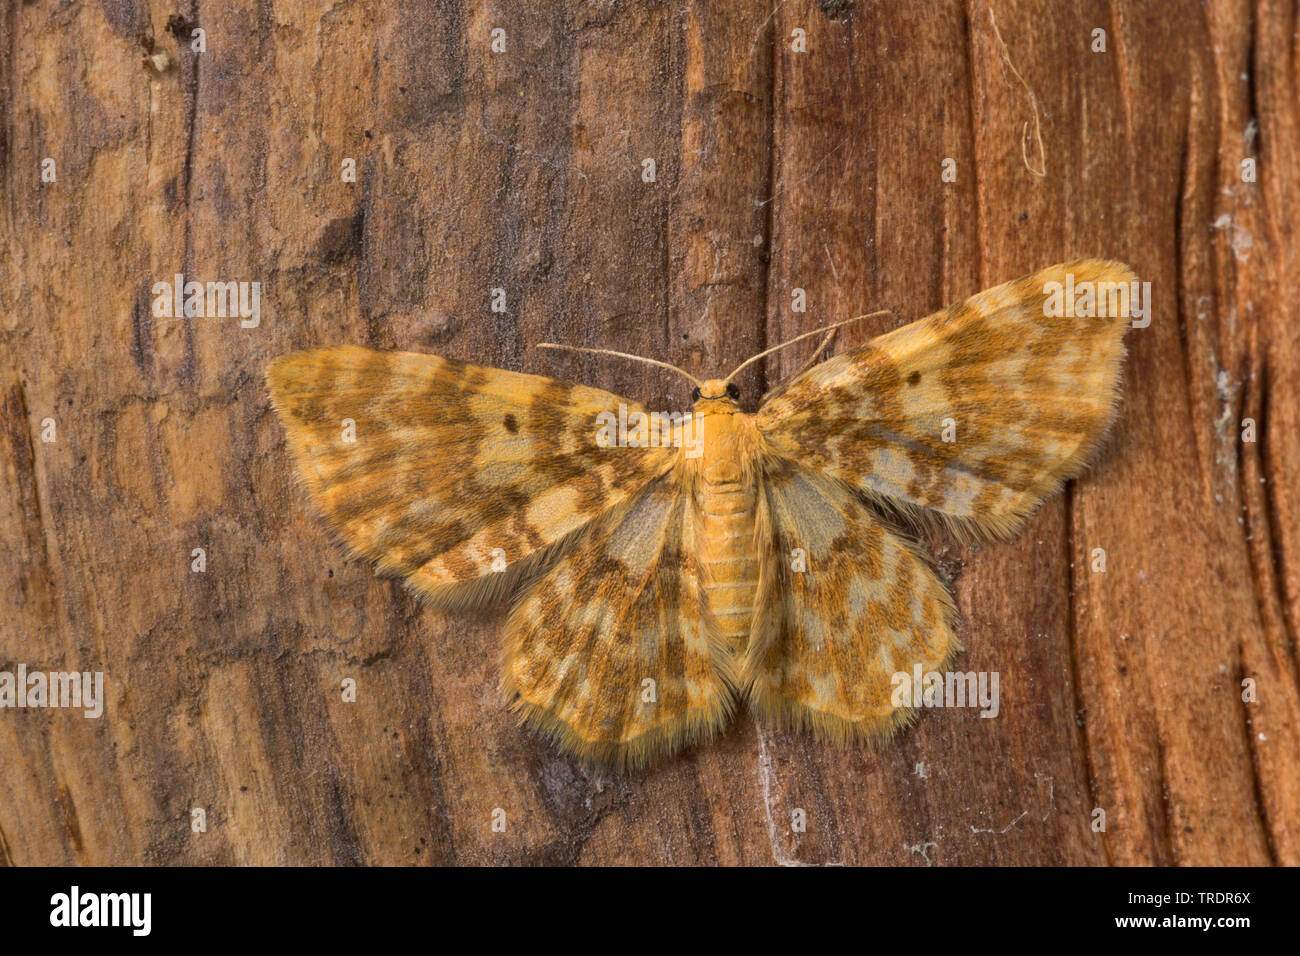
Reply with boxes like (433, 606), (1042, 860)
(268, 260), (1134, 769)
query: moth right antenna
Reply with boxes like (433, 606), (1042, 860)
(722, 309), (894, 384)
(760, 327), (838, 405)
(537, 343), (705, 388)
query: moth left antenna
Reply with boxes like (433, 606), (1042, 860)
(537, 343), (705, 388)
(722, 309), (894, 383)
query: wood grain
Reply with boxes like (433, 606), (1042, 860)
(0, 0), (1295, 865)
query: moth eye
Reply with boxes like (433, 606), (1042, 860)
(726, 383), (740, 400)
(691, 386), (701, 401)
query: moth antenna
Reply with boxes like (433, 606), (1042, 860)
(786, 327), (838, 382)
(760, 327), (838, 404)
(537, 343), (705, 388)
(723, 310), (894, 384)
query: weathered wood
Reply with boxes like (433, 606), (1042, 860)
(0, 0), (1295, 865)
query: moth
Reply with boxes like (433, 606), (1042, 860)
(267, 260), (1134, 769)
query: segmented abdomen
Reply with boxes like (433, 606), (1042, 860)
(697, 482), (758, 656)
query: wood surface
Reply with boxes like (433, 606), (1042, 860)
(1, 0), (1296, 865)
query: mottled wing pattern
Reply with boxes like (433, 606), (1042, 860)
(758, 260), (1134, 536)
(267, 345), (673, 605)
(743, 457), (958, 742)
(502, 471), (733, 768)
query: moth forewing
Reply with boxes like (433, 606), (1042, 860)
(266, 345), (675, 609)
(756, 259), (1136, 540)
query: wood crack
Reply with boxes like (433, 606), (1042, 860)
(1063, 481), (1110, 865)
(1237, 639), (1280, 865)
(0, 817), (14, 866)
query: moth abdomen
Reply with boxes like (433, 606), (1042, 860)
(692, 407), (763, 657)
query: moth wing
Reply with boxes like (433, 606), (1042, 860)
(757, 260), (1135, 536)
(267, 345), (674, 605)
(743, 458), (958, 742)
(502, 470), (734, 768)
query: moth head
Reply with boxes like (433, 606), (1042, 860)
(693, 379), (740, 405)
